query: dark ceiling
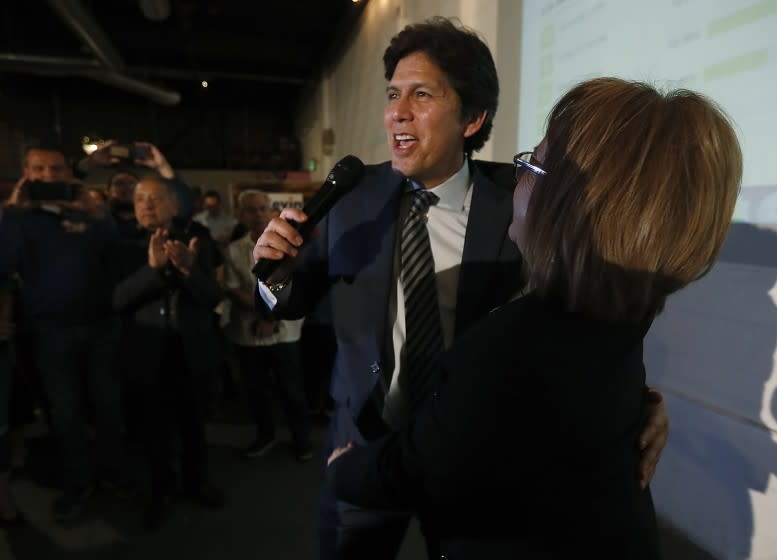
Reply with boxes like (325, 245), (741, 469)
(0, 0), (368, 108)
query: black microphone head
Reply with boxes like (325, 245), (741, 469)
(252, 155), (365, 282)
(328, 155), (365, 189)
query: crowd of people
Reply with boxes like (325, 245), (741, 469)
(0, 14), (744, 560)
(0, 140), (333, 531)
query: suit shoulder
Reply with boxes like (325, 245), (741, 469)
(471, 159), (514, 193)
(343, 161), (402, 202)
(360, 161), (397, 182)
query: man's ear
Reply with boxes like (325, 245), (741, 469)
(463, 110), (489, 139)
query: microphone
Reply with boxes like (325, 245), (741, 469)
(252, 154), (365, 281)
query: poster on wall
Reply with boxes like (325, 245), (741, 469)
(266, 192), (304, 213)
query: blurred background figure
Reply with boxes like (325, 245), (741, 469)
(87, 186), (108, 205)
(106, 171), (140, 238)
(222, 190), (312, 461)
(112, 177), (224, 530)
(0, 275), (22, 526)
(194, 190), (236, 254)
(0, 143), (126, 524)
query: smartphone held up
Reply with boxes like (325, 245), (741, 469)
(108, 143), (150, 164)
(25, 180), (83, 202)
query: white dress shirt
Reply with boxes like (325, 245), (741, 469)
(383, 159), (473, 428)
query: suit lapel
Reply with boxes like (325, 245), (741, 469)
(364, 166), (404, 362)
(455, 162), (515, 337)
(341, 164), (404, 438)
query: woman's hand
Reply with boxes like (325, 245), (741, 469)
(327, 443), (354, 466)
(638, 388), (669, 489)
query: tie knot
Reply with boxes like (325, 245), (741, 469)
(411, 189), (438, 213)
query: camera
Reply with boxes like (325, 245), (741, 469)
(108, 143), (150, 163)
(26, 180), (83, 202)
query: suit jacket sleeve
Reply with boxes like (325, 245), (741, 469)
(260, 214), (334, 320)
(113, 262), (168, 312)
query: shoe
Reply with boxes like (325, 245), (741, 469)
(295, 444), (314, 462)
(184, 482), (225, 510)
(144, 494), (173, 531)
(240, 436), (277, 459)
(52, 485), (93, 523)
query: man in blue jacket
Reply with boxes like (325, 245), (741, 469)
(0, 144), (125, 523)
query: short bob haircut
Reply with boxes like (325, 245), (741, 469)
(383, 17), (498, 155)
(521, 77), (742, 323)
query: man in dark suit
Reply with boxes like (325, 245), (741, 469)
(253, 17), (668, 560)
(112, 177), (224, 530)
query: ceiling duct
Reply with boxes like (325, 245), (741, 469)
(83, 69), (181, 106)
(21, 0), (183, 105)
(0, 53), (101, 76)
(48, 0), (124, 69)
(0, 53), (181, 106)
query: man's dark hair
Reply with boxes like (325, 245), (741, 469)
(22, 141), (66, 167)
(203, 190), (221, 201)
(107, 170), (139, 186)
(383, 16), (499, 154)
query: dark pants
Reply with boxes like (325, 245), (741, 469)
(144, 335), (210, 497)
(33, 317), (124, 491)
(234, 342), (311, 452)
(318, 409), (412, 560)
(320, 491), (411, 560)
(211, 312), (238, 403)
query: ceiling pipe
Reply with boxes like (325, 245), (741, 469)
(44, 0), (181, 105)
(47, 0), (124, 70)
(0, 53), (101, 69)
(0, 52), (303, 90)
(83, 69), (181, 106)
(0, 53), (181, 106)
(0, 53), (100, 77)
(126, 65), (309, 86)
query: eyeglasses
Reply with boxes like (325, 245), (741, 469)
(513, 151), (547, 182)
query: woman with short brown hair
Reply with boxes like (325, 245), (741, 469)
(521, 77), (741, 323)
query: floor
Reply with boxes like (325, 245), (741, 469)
(0, 401), (719, 560)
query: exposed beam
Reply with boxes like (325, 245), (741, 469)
(47, 0), (124, 69)
(125, 66), (309, 86)
(0, 53), (180, 106)
(83, 69), (180, 106)
(44, 0), (182, 105)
